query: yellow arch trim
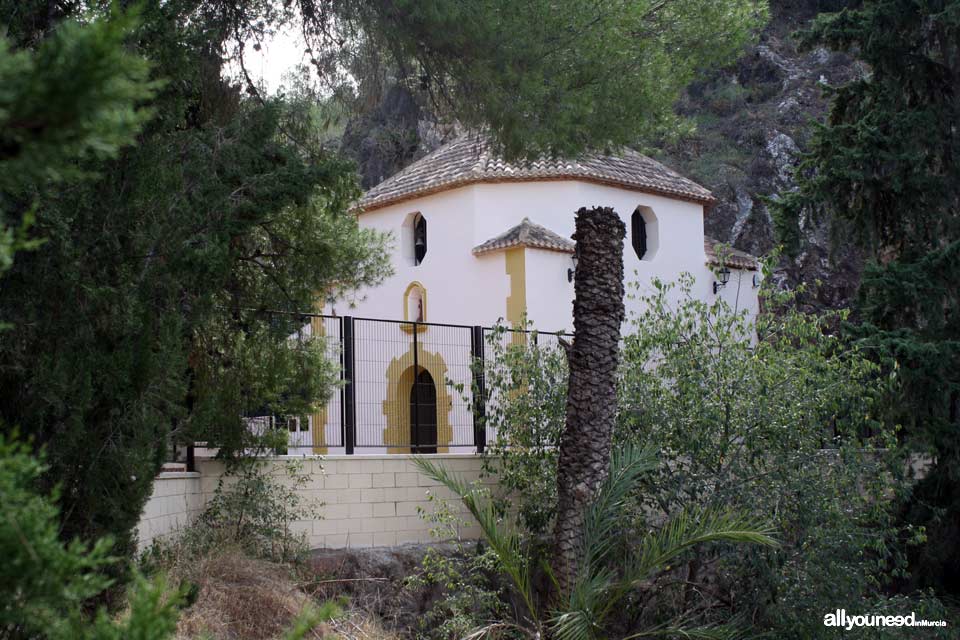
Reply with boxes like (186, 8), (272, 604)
(401, 281), (428, 334)
(381, 341), (453, 454)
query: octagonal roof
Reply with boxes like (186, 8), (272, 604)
(359, 135), (714, 212)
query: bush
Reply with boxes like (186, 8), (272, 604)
(143, 451), (318, 568)
(616, 272), (908, 632)
(0, 433), (184, 639)
(406, 494), (510, 640)
(476, 323), (568, 536)
(475, 271), (943, 636)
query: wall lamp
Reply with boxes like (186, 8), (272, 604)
(713, 266), (731, 294)
(567, 253), (578, 282)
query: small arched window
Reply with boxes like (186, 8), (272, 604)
(408, 287), (424, 322)
(414, 214), (427, 265)
(403, 281), (427, 328)
(631, 209), (647, 260)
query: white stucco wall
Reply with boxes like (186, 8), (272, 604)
(332, 187), (511, 325)
(342, 179), (760, 333)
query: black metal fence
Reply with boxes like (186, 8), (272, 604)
(252, 313), (571, 455)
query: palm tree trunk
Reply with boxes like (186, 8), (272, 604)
(552, 206), (625, 596)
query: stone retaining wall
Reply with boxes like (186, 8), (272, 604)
(137, 455), (491, 551)
(137, 471), (204, 549)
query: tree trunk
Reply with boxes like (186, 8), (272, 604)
(552, 206), (625, 596)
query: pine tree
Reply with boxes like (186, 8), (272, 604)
(0, 3), (389, 569)
(774, 0), (960, 593)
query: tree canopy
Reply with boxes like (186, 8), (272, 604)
(773, 0), (960, 593)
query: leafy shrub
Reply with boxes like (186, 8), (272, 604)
(473, 271), (943, 636)
(406, 493), (510, 640)
(144, 452), (318, 567)
(616, 271), (912, 633)
(0, 434), (184, 639)
(477, 323), (568, 535)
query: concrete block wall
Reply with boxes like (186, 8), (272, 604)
(173, 454), (495, 549)
(137, 471), (204, 549)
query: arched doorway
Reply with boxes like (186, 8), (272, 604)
(409, 368), (437, 453)
(382, 346), (454, 454)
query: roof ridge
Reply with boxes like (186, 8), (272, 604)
(472, 217), (575, 256)
(359, 134), (714, 212)
(703, 236), (760, 271)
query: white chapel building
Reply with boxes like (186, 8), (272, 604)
(295, 135), (760, 455)
(336, 135), (760, 329)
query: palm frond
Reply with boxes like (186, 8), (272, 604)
(462, 621), (542, 639)
(412, 456), (541, 625)
(550, 609), (595, 640)
(621, 623), (748, 639)
(580, 444), (657, 573)
(627, 508), (778, 587)
(557, 444), (658, 638)
(550, 567), (617, 640)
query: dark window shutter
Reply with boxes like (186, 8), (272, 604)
(631, 210), (647, 260)
(414, 215), (427, 264)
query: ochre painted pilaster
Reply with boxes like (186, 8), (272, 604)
(309, 314), (329, 455)
(505, 247), (527, 344)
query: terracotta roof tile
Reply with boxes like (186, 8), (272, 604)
(704, 237), (759, 271)
(359, 135), (714, 211)
(472, 218), (575, 256)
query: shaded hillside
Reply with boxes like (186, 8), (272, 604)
(658, 0), (865, 311)
(340, 0), (864, 311)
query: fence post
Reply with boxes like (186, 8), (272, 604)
(471, 326), (487, 454)
(411, 322), (419, 453)
(343, 316), (356, 455)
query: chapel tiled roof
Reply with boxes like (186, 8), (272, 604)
(472, 218), (575, 256)
(704, 237), (759, 271)
(359, 135), (714, 211)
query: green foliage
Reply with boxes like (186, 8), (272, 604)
(339, 0), (768, 159)
(477, 323), (569, 535)
(0, 5), (154, 316)
(617, 272), (913, 635)
(0, 2), (389, 571)
(216, 0), (766, 159)
(415, 456), (542, 635)
(0, 434), (183, 639)
(772, 0), (960, 593)
(415, 446), (777, 640)
(145, 457), (318, 565)
(406, 494), (509, 640)
(0, 6), (156, 194)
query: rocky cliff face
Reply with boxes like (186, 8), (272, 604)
(338, 84), (457, 191)
(340, 1), (865, 312)
(658, 0), (865, 311)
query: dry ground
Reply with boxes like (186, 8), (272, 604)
(167, 547), (400, 640)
